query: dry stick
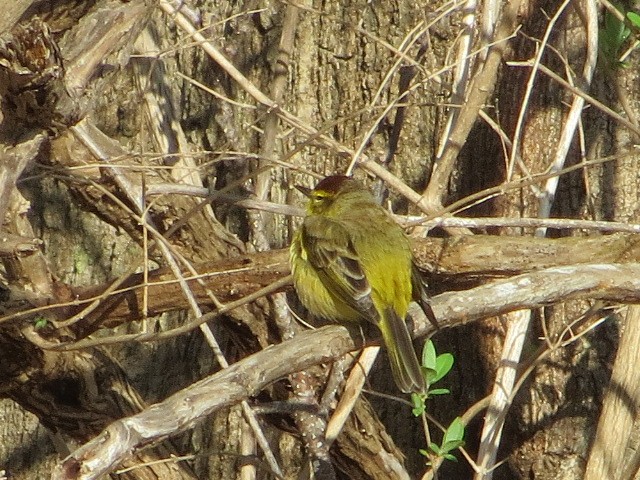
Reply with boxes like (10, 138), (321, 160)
(252, 0), (300, 329)
(162, 0), (417, 202)
(255, 1), (298, 201)
(469, 308), (610, 478)
(156, 6), (431, 473)
(147, 184), (304, 217)
(138, 15), (273, 451)
(508, 61), (640, 138)
(52, 263), (640, 480)
(419, 149), (635, 226)
(145, 181), (640, 234)
(421, 0), (523, 213)
(479, 0), (501, 62)
(408, 216), (640, 234)
(152, 0), (639, 232)
(9, 223), (640, 338)
(51, 265), (140, 329)
(253, 2), (334, 477)
(505, 0), (571, 181)
(537, 1), (598, 229)
(367, 20), (427, 117)
(25, 276), (292, 351)
(435, 0), (475, 159)
(162, 0), (489, 225)
(478, 110), (541, 195)
(348, 0), (490, 175)
(176, 71), (257, 109)
(170, 6), (285, 476)
(475, 2), (599, 478)
(475, 309), (530, 480)
(325, 347), (380, 444)
(17, 227), (640, 337)
(71, 120), (285, 477)
(159, 1), (354, 161)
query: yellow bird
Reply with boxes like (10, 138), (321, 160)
(290, 175), (437, 393)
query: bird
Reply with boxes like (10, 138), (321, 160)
(289, 174), (437, 393)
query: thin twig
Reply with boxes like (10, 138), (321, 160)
(435, 0), (476, 158)
(28, 274), (291, 347)
(421, 0), (523, 212)
(536, 0), (598, 231)
(505, 0), (573, 180)
(507, 61), (640, 138)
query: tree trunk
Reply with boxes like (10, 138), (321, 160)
(0, 0), (638, 479)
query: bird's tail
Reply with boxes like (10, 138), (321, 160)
(380, 307), (425, 393)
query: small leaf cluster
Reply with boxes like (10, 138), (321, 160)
(410, 340), (465, 462)
(421, 417), (465, 462)
(410, 340), (453, 416)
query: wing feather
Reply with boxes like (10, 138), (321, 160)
(301, 215), (379, 322)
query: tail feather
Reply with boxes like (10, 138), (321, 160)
(380, 307), (425, 393)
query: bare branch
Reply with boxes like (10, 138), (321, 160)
(3, 234), (640, 335)
(421, 0), (523, 211)
(585, 306), (640, 479)
(53, 262), (640, 480)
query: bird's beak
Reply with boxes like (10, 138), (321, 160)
(295, 185), (313, 197)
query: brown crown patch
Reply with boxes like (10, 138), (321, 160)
(314, 175), (356, 194)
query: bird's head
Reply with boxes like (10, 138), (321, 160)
(296, 175), (363, 215)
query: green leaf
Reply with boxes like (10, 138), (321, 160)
(421, 340), (439, 385)
(443, 417), (465, 445)
(428, 442), (441, 455)
(411, 392), (426, 417)
(628, 11), (640, 28)
(422, 340), (454, 386)
(600, 5), (632, 69)
(433, 353), (454, 383)
(439, 417), (466, 454)
(604, 6), (630, 45)
(442, 440), (465, 453)
(428, 388), (450, 396)
(442, 453), (458, 462)
(422, 340), (437, 369)
(34, 317), (48, 330)
(422, 366), (437, 386)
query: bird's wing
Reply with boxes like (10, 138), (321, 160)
(301, 215), (379, 321)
